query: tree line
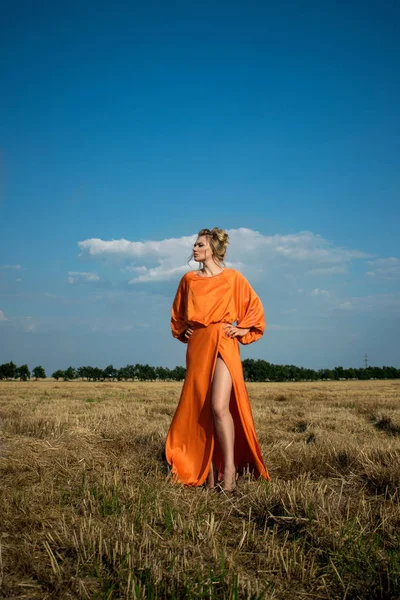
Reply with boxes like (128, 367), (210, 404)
(0, 359), (399, 382)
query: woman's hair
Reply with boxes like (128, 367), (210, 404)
(193, 227), (229, 266)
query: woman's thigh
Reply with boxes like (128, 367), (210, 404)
(211, 356), (232, 414)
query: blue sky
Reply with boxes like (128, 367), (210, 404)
(1, 0), (399, 374)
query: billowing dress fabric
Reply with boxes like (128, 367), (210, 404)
(165, 268), (270, 487)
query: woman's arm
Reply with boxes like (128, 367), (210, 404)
(170, 275), (189, 343)
(234, 271), (265, 345)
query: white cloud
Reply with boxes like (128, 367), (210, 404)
(128, 265), (189, 284)
(355, 294), (400, 311)
(306, 265), (347, 275)
(332, 294), (400, 313)
(22, 316), (37, 332)
(78, 235), (195, 261)
(311, 288), (330, 297)
(366, 257), (400, 279)
(267, 323), (332, 332)
(234, 229), (369, 263)
(67, 271), (100, 285)
(0, 264), (22, 270)
(0, 310), (7, 321)
(77, 228), (371, 284)
(337, 301), (353, 310)
(121, 265), (149, 274)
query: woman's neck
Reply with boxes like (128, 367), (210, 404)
(200, 262), (224, 277)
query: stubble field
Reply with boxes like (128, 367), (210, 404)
(1, 379), (400, 600)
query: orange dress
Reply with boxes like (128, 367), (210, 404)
(165, 268), (270, 486)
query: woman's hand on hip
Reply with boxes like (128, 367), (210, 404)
(223, 325), (250, 338)
(184, 327), (194, 340)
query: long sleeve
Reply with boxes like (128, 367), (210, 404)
(171, 275), (189, 344)
(234, 271), (265, 345)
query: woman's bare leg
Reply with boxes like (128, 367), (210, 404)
(211, 356), (236, 490)
(206, 459), (217, 489)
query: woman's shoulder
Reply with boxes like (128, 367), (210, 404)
(225, 269), (252, 287)
(179, 270), (199, 284)
(183, 269), (201, 279)
(224, 267), (244, 279)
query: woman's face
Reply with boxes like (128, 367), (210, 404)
(193, 235), (211, 263)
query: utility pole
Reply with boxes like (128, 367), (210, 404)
(364, 353), (368, 368)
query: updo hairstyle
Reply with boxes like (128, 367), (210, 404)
(196, 227), (229, 266)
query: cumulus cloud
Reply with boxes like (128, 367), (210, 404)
(306, 265), (347, 276)
(354, 293), (400, 311)
(366, 257), (400, 279)
(0, 264), (22, 270)
(311, 288), (330, 297)
(331, 294), (400, 313)
(21, 316), (37, 332)
(78, 235), (195, 261)
(128, 265), (189, 284)
(77, 228), (371, 284)
(337, 301), (353, 310)
(67, 271), (100, 285)
(3, 315), (39, 332)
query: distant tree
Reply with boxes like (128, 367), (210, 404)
(77, 366), (99, 380)
(0, 361), (17, 380)
(170, 366), (186, 381)
(103, 364), (118, 380)
(52, 369), (65, 381)
(130, 363), (141, 379)
(242, 358), (255, 381)
(346, 368), (356, 379)
(32, 365), (46, 380)
(15, 364), (30, 381)
(318, 368), (333, 380)
(137, 364), (156, 381)
(45, 360), (400, 385)
(77, 366), (92, 380)
(333, 366), (345, 380)
(117, 366), (128, 381)
(385, 366), (400, 379)
(64, 366), (76, 380)
(155, 366), (171, 380)
(357, 368), (369, 380)
(92, 367), (103, 381)
(255, 360), (273, 381)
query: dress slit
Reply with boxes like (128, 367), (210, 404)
(212, 340), (257, 478)
(207, 348), (234, 480)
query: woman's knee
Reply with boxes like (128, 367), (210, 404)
(212, 402), (230, 421)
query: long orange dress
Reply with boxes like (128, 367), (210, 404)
(165, 268), (270, 486)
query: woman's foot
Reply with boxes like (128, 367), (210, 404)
(223, 465), (236, 492)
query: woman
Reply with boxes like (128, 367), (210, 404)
(165, 227), (270, 491)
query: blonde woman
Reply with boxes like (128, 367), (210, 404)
(165, 227), (270, 491)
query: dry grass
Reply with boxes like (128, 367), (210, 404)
(1, 379), (400, 599)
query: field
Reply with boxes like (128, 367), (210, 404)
(1, 380), (400, 600)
